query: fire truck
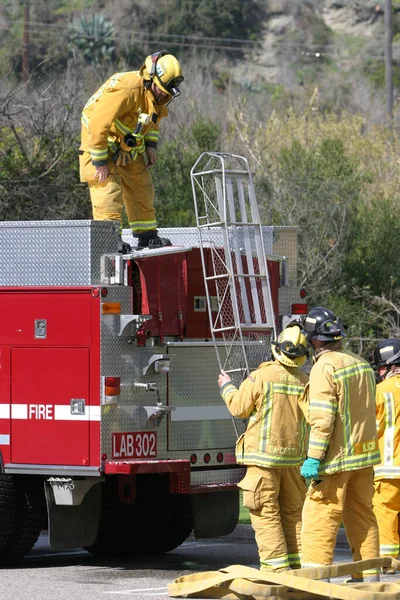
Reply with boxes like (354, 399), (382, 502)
(0, 153), (306, 564)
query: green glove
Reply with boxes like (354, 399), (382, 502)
(300, 457), (320, 479)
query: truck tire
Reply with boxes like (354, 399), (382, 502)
(0, 475), (17, 553)
(135, 492), (193, 554)
(0, 477), (46, 565)
(86, 475), (193, 557)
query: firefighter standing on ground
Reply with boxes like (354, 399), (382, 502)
(300, 306), (380, 582)
(371, 338), (400, 572)
(218, 325), (309, 572)
(79, 50), (184, 249)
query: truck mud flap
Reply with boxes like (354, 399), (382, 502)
(45, 479), (102, 550)
(168, 559), (400, 599)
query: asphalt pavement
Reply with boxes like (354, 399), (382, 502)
(0, 525), (396, 600)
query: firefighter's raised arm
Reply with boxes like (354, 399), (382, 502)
(218, 370), (258, 419)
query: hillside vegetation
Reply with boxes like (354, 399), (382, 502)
(1, 0), (400, 351)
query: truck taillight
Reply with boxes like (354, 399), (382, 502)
(292, 303), (308, 315)
(102, 302), (121, 314)
(105, 377), (121, 396)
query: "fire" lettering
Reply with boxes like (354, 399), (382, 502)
(28, 404), (53, 419)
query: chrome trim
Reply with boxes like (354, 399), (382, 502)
(5, 464), (102, 477)
(166, 340), (265, 347)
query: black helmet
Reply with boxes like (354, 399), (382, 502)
(371, 339), (400, 369)
(303, 307), (345, 342)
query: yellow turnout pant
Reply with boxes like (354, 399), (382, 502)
(373, 478), (400, 558)
(301, 467), (379, 578)
(239, 465), (306, 571)
(79, 151), (156, 235)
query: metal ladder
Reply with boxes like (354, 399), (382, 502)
(191, 152), (277, 390)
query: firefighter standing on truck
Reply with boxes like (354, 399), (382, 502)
(218, 325), (309, 572)
(371, 338), (400, 574)
(300, 306), (380, 583)
(79, 50), (184, 249)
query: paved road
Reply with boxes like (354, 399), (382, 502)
(0, 527), (397, 600)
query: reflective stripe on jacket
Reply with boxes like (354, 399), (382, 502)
(220, 361), (309, 468)
(80, 71), (167, 167)
(374, 373), (400, 480)
(307, 344), (380, 475)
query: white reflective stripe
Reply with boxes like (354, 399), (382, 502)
(170, 406), (231, 422)
(89, 406), (101, 421)
(0, 434), (10, 445)
(12, 404), (28, 419)
(9, 404), (100, 421)
(0, 405), (10, 419)
(54, 405), (100, 421)
(383, 392), (395, 466)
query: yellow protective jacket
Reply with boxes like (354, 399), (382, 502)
(374, 373), (400, 480)
(220, 361), (309, 468)
(306, 343), (380, 475)
(80, 71), (168, 167)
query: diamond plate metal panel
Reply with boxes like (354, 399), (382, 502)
(99, 286), (169, 461)
(272, 226), (301, 316)
(191, 467), (245, 487)
(167, 345), (246, 451)
(0, 220), (120, 286)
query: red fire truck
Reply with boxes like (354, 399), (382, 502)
(0, 153), (306, 563)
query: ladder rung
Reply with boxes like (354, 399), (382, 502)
(240, 324), (275, 332)
(212, 324), (274, 333)
(205, 273), (268, 281)
(194, 169), (249, 177)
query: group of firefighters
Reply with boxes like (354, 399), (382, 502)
(79, 50), (400, 581)
(218, 309), (400, 583)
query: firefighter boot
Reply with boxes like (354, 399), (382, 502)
(136, 230), (172, 250)
(344, 575), (380, 584)
(118, 239), (131, 254)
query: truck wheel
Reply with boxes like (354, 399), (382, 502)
(0, 475), (17, 553)
(84, 476), (136, 558)
(139, 492), (193, 554)
(86, 475), (193, 558)
(0, 477), (46, 565)
(129, 474), (193, 554)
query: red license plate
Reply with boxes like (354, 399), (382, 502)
(112, 431), (157, 459)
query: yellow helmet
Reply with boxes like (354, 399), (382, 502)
(271, 325), (308, 368)
(140, 50), (184, 97)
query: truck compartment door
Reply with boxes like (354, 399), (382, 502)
(11, 348), (90, 465)
(167, 345), (244, 451)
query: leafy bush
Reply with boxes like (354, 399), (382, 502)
(344, 196), (400, 296)
(362, 57), (400, 89)
(153, 118), (222, 227)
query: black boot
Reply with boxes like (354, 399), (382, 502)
(136, 230), (172, 250)
(117, 239), (132, 254)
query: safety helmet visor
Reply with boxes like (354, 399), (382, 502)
(304, 316), (344, 342)
(155, 74), (184, 97)
(371, 340), (400, 368)
(277, 339), (308, 358)
(164, 75), (184, 96)
(271, 324), (308, 367)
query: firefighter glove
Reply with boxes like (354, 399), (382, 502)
(300, 457), (320, 479)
